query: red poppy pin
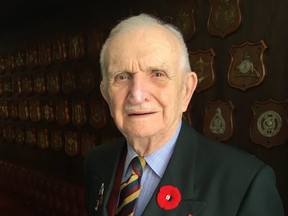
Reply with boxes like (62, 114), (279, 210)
(157, 185), (181, 210)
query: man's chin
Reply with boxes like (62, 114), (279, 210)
(122, 127), (157, 139)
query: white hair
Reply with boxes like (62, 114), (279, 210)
(99, 13), (191, 80)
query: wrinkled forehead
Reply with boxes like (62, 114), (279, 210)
(105, 25), (181, 63)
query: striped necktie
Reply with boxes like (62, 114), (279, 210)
(115, 156), (146, 216)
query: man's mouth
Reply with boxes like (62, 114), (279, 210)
(128, 111), (156, 116)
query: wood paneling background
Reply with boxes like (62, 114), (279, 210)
(0, 0), (287, 213)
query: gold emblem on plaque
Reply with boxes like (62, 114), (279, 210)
(25, 127), (36, 147)
(0, 56), (6, 73)
(5, 55), (15, 72)
(90, 99), (108, 129)
(2, 124), (9, 142)
(250, 99), (288, 148)
(22, 74), (33, 95)
(19, 100), (29, 121)
(10, 101), (19, 120)
(15, 126), (25, 145)
(15, 52), (26, 69)
(56, 100), (70, 126)
(37, 128), (49, 150)
(189, 49), (216, 92)
(51, 130), (63, 151)
(65, 131), (79, 156)
(204, 100), (234, 141)
(3, 78), (12, 96)
(62, 67), (76, 95)
(208, 0), (241, 38)
(12, 75), (22, 96)
(42, 100), (55, 122)
(68, 33), (85, 59)
(79, 67), (96, 94)
(162, 1), (196, 41)
(228, 40), (267, 91)
(47, 70), (61, 95)
(34, 71), (47, 94)
(0, 100), (8, 119)
(52, 37), (67, 63)
(29, 100), (41, 122)
(4, 125), (14, 143)
(257, 111), (282, 137)
(26, 47), (38, 68)
(71, 100), (87, 127)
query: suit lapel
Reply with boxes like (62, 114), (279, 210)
(142, 120), (206, 216)
(88, 139), (126, 216)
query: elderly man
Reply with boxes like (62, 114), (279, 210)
(84, 14), (284, 216)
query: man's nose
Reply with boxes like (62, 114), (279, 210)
(128, 76), (149, 104)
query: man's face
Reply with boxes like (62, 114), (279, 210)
(101, 26), (196, 143)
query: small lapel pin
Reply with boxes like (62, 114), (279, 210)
(95, 183), (105, 211)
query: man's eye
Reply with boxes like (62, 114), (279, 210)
(115, 74), (130, 80)
(153, 71), (166, 78)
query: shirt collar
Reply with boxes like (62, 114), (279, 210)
(123, 121), (182, 179)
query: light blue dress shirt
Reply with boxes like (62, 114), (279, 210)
(121, 122), (181, 216)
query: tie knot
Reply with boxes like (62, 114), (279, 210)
(131, 156), (146, 177)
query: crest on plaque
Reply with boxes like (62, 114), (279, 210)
(71, 100), (87, 127)
(55, 100), (70, 126)
(37, 128), (49, 150)
(90, 99), (108, 129)
(228, 40), (267, 91)
(189, 49), (216, 92)
(204, 100), (234, 141)
(161, 1), (196, 41)
(50, 130), (63, 151)
(207, 0), (241, 38)
(29, 100), (41, 122)
(47, 70), (61, 95)
(250, 99), (288, 148)
(65, 131), (79, 156)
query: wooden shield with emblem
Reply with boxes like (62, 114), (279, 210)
(37, 128), (49, 150)
(50, 130), (63, 151)
(203, 100), (234, 141)
(65, 131), (79, 156)
(250, 99), (288, 148)
(228, 40), (267, 91)
(161, 1), (196, 41)
(71, 100), (87, 127)
(189, 49), (216, 92)
(207, 0), (241, 38)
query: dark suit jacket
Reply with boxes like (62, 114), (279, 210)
(84, 120), (284, 216)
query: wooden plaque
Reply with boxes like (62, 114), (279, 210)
(189, 49), (216, 92)
(228, 40), (267, 91)
(250, 99), (288, 148)
(203, 100), (235, 141)
(71, 100), (87, 127)
(207, 0), (241, 38)
(65, 131), (79, 156)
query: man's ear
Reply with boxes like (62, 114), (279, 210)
(181, 71), (198, 112)
(100, 81), (108, 102)
(100, 81), (114, 118)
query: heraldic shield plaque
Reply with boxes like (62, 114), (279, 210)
(203, 100), (234, 141)
(228, 40), (267, 91)
(250, 99), (288, 148)
(189, 49), (216, 93)
(207, 0), (241, 38)
(161, 1), (196, 41)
